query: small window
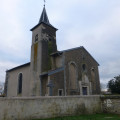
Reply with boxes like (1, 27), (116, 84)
(49, 38), (52, 41)
(58, 89), (63, 96)
(18, 73), (23, 94)
(35, 34), (38, 42)
(82, 64), (86, 71)
(91, 68), (95, 72)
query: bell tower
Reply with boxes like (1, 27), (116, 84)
(29, 6), (57, 96)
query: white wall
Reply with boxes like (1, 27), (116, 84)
(7, 65), (30, 97)
(0, 96), (102, 120)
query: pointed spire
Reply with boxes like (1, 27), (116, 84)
(39, 6), (50, 25)
(30, 5), (58, 31)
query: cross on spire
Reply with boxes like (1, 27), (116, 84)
(44, 0), (46, 6)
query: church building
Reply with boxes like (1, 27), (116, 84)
(4, 6), (101, 97)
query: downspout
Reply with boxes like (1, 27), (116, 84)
(39, 75), (42, 96)
(63, 52), (67, 96)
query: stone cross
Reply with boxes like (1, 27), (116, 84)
(47, 80), (54, 96)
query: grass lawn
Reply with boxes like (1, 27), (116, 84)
(32, 114), (120, 120)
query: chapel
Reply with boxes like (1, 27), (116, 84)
(4, 6), (101, 97)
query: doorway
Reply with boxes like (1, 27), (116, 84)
(58, 89), (63, 96)
(82, 87), (87, 95)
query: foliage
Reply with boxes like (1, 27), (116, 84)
(32, 114), (120, 120)
(107, 75), (120, 94)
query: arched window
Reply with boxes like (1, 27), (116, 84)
(82, 64), (86, 72)
(69, 63), (77, 90)
(91, 67), (95, 79)
(91, 67), (95, 72)
(91, 67), (96, 90)
(18, 73), (23, 94)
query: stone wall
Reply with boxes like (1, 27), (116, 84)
(0, 96), (101, 120)
(101, 95), (120, 114)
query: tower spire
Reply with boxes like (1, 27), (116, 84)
(30, 2), (57, 31)
(39, 5), (50, 25)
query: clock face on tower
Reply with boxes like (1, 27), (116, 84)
(35, 34), (38, 42)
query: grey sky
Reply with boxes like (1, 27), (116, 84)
(0, 0), (120, 87)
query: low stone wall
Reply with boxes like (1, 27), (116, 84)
(0, 96), (102, 120)
(101, 95), (120, 114)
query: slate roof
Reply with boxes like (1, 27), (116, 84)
(39, 6), (50, 25)
(40, 67), (64, 76)
(30, 6), (57, 31)
(48, 67), (64, 75)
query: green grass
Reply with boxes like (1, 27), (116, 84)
(32, 114), (120, 120)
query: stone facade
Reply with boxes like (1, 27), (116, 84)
(49, 71), (64, 96)
(4, 6), (101, 97)
(64, 48), (100, 95)
(50, 47), (101, 96)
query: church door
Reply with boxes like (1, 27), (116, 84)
(82, 87), (87, 95)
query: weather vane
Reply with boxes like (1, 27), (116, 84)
(44, 0), (46, 6)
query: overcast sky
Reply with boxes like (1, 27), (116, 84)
(0, 0), (120, 88)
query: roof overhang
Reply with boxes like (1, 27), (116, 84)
(30, 22), (58, 31)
